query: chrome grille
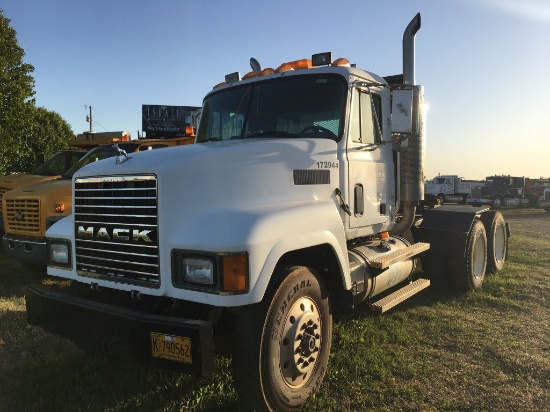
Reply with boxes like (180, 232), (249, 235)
(5, 198), (40, 233)
(74, 175), (159, 287)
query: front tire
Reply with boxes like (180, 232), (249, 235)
(451, 220), (487, 292)
(232, 266), (332, 412)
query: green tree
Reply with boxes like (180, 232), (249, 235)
(0, 10), (74, 174)
(0, 9), (36, 174)
(16, 106), (76, 172)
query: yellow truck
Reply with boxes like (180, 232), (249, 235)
(0, 131), (132, 235)
(2, 135), (194, 269)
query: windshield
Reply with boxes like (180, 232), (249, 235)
(63, 143), (137, 179)
(33, 151), (85, 176)
(197, 74), (347, 143)
(432, 177), (445, 184)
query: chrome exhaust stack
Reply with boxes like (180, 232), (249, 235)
(403, 13), (421, 85)
(390, 13), (423, 235)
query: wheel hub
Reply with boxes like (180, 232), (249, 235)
(279, 297), (322, 388)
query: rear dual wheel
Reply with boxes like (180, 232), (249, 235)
(482, 211), (507, 274)
(451, 220), (487, 292)
(232, 266), (332, 412)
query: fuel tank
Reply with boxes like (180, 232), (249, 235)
(348, 236), (414, 303)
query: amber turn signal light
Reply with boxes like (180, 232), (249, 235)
(221, 254), (248, 292)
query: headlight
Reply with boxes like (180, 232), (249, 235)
(182, 257), (215, 285)
(48, 240), (71, 268)
(172, 251), (249, 294)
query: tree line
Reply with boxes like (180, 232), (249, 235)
(0, 9), (74, 175)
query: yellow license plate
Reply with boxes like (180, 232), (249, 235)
(150, 332), (192, 364)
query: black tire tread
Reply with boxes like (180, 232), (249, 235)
(450, 220), (487, 292)
(481, 211), (507, 274)
(231, 266), (332, 412)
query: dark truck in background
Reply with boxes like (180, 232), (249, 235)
(469, 175), (530, 209)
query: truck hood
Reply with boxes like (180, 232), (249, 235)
(4, 179), (72, 208)
(4, 178), (71, 199)
(74, 138), (340, 203)
(0, 173), (59, 191)
(74, 138), (341, 243)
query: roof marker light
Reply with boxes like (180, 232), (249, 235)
(276, 59), (312, 73)
(243, 71), (259, 79)
(332, 58), (350, 67)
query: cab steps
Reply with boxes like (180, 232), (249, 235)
(369, 278), (430, 314)
(369, 242), (430, 269)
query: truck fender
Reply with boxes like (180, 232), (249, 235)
(411, 206), (487, 258)
(253, 229), (349, 303)
(246, 202), (350, 304)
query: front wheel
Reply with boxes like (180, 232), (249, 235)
(232, 266), (332, 411)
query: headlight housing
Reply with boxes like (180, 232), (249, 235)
(172, 251), (248, 294)
(47, 239), (71, 269)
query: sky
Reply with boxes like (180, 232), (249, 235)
(2, 0), (550, 179)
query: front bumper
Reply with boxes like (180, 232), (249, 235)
(3, 234), (47, 265)
(24, 283), (215, 376)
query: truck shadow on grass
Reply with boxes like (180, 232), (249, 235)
(4, 349), (240, 412)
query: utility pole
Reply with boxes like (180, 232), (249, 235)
(85, 105), (93, 132)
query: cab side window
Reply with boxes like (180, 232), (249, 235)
(350, 89), (382, 144)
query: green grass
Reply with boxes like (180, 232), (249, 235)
(1, 209), (549, 411)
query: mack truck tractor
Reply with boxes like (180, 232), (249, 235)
(24, 14), (510, 412)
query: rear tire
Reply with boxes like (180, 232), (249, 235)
(450, 220), (487, 292)
(232, 266), (332, 412)
(482, 211), (507, 274)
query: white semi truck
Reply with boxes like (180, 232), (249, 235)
(24, 14), (510, 411)
(424, 175), (484, 204)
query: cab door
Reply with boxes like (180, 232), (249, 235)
(347, 88), (389, 232)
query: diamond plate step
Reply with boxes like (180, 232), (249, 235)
(370, 278), (430, 314)
(369, 242), (430, 269)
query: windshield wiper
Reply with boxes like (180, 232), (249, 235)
(199, 138), (223, 143)
(244, 131), (297, 139)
